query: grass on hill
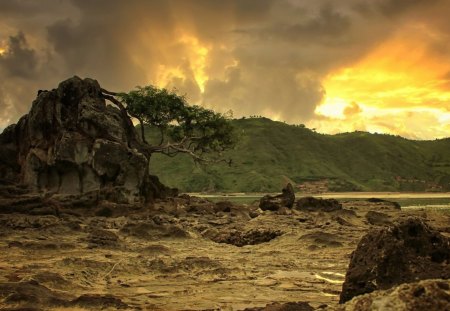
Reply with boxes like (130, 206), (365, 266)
(142, 118), (450, 193)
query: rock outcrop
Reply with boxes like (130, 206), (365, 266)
(366, 198), (401, 210)
(259, 183), (295, 211)
(339, 217), (450, 303)
(336, 279), (450, 311)
(0, 76), (172, 203)
(295, 196), (342, 212)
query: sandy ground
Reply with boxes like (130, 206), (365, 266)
(0, 198), (449, 310)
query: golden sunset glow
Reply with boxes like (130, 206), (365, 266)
(179, 34), (209, 92)
(152, 33), (210, 93)
(312, 25), (450, 139)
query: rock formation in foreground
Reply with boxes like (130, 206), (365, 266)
(336, 279), (450, 311)
(259, 183), (295, 211)
(339, 217), (450, 303)
(0, 76), (172, 203)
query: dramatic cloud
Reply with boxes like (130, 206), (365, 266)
(0, 0), (449, 138)
(0, 32), (38, 79)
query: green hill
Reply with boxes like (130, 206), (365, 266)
(146, 118), (450, 192)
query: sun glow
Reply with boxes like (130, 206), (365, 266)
(314, 26), (450, 139)
(315, 97), (350, 119)
(150, 33), (210, 93)
(179, 34), (209, 93)
(155, 65), (186, 89)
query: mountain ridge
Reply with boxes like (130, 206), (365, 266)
(147, 117), (450, 192)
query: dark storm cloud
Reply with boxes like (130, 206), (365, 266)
(0, 0), (449, 128)
(0, 32), (38, 79)
(270, 4), (352, 41)
(0, 0), (56, 15)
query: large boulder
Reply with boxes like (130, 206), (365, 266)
(336, 279), (450, 311)
(295, 196), (342, 212)
(339, 217), (450, 303)
(259, 183), (295, 211)
(0, 76), (171, 203)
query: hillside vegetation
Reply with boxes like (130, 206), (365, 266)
(146, 118), (450, 192)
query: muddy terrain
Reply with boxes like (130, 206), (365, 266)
(0, 193), (449, 310)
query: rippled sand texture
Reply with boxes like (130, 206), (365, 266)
(0, 199), (448, 310)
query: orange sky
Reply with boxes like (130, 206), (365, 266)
(0, 0), (449, 139)
(312, 24), (450, 139)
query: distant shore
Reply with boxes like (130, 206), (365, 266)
(189, 192), (450, 208)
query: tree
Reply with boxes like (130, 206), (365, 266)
(100, 86), (237, 165)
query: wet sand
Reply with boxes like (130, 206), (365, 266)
(0, 197), (449, 310)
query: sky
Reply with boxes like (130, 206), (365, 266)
(0, 0), (449, 139)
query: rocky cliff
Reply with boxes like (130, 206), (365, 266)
(0, 76), (171, 203)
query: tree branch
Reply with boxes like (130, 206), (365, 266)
(101, 93), (148, 154)
(158, 127), (165, 146)
(100, 88), (119, 96)
(138, 118), (147, 144)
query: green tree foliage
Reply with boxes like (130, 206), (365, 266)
(107, 86), (236, 163)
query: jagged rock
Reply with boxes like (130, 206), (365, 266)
(339, 217), (450, 303)
(367, 198), (401, 210)
(211, 228), (283, 247)
(336, 279), (450, 311)
(295, 197), (342, 212)
(259, 183), (295, 211)
(0, 76), (172, 204)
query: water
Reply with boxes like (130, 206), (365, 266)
(189, 192), (450, 210)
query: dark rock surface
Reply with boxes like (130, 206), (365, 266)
(211, 228), (283, 247)
(0, 279), (128, 309)
(87, 229), (120, 248)
(339, 217), (450, 303)
(0, 280), (69, 306)
(296, 197), (342, 212)
(336, 279), (450, 311)
(242, 301), (314, 311)
(71, 294), (128, 309)
(259, 183), (295, 211)
(0, 76), (172, 204)
(367, 198), (401, 209)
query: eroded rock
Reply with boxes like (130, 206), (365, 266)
(71, 294), (128, 309)
(0, 280), (69, 306)
(336, 279), (450, 311)
(211, 228), (283, 247)
(0, 76), (172, 204)
(296, 197), (342, 212)
(259, 183), (295, 211)
(339, 217), (450, 303)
